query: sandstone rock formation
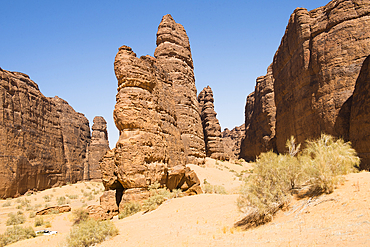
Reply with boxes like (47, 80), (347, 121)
(240, 0), (370, 163)
(99, 15), (204, 216)
(222, 124), (245, 160)
(350, 55), (370, 170)
(198, 86), (227, 160)
(88, 116), (110, 180)
(272, 0), (370, 153)
(0, 68), (91, 198)
(36, 205), (71, 216)
(155, 14), (206, 165)
(240, 65), (276, 161)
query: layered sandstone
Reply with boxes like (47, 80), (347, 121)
(240, 0), (370, 161)
(155, 14), (206, 165)
(222, 124), (245, 160)
(198, 86), (227, 160)
(88, 116), (110, 180)
(350, 55), (370, 170)
(240, 65), (276, 161)
(272, 0), (370, 153)
(0, 68), (91, 198)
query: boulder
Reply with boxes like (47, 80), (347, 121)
(36, 205), (71, 215)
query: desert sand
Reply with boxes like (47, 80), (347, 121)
(2, 158), (370, 246)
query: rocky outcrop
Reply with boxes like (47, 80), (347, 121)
(198, 86), (227, 160)
(88, 116), (110, 180)
(240, 0), (370, 162)
(0, 68), (91, 198)
(350, 55), (370, 170)
(273, 0), (370, 153)
(240, 65), (276, 161)
(36, 205), (71, 215)
(155, 14), (206, 165)
(222, 124), (245, 160)
(99, 15), (204, 217)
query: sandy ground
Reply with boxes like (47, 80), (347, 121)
(2, 158), (370, 246)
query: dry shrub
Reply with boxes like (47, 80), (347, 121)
(34, 216), (44, 227)
(302, 134), (359, 193)
(237, 134), (359, 229)
(65, 219), (118, 247)
(0, 226), (35, 247)
(72, 208), (90, 225)
(202, 183), (227, 194)
(6, 212), (26, 226)
(118, 202), (142, 219)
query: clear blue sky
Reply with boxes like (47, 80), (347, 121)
(1, 0), (329, 148)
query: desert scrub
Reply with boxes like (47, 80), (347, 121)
(119, 202), (142, 219)
(142, 182), (173, 212)
(2, 201), (11, 207)
(57, 196), (67, 205)
(72, 208), (90, 225)
(34, 216), (44, 227)
(236, 134), (359, 229)
(302, 134), (359, 193)
(0, 226), (35, 247)
(66, 194), (79, 200)
(202, 183), (227, 194)
(43, 195), (52, 202)
(64, 219), (118, 247)
(6, 212), (26, 226)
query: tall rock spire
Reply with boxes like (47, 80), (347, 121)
(155, 14), (206, 165)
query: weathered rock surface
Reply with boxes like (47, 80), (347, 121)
(36, 205), (71, 215)
(0, 68), (91, 198)
(88, 116), (110, 180)
(222, 124), (245, 160)
(240, 0), (370, 163)
(198, 86), (227, 160)
(155, 14), (206, 165)
(240, 65), (276, 161)
(350, 55), (370, 170)
(99, 15), (204, 216)
(273, 0), (370, 153)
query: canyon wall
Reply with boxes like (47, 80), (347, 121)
(241, 0), (370, 167)
(0, 68), (91, 198)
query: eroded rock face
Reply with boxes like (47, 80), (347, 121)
(272, 0), (370, 153)
(350, 55), (370, 170)
(222, 124), (245, 160)
(112, 45), (186, 189)
(88, 116), (110, 180)
(240, 65), (276, 161)
(198, 86), (227, 160)
(99, 16), (203, 215)
(0, 68), (90, 198)
(155, 14), (206, 165)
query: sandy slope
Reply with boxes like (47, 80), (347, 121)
(2, 158), (370, 246)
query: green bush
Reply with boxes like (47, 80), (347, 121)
(236, 134), (359, 229)
(118, 202), (142, 219)
(65, 219), (118, 247)
(6, 212), (26, 226)
(0, 226), (35, 247)
(302, 134), (359, 193)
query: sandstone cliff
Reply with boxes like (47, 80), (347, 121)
(240, 0), (370, 164)
(88, 116), (110, 180)
(222, 124), (245, 160)
(198, 86), (227, 160)
(0, 68), (91, 198)
(155, 14), (206, 165)
(240, 65), (276, 161)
